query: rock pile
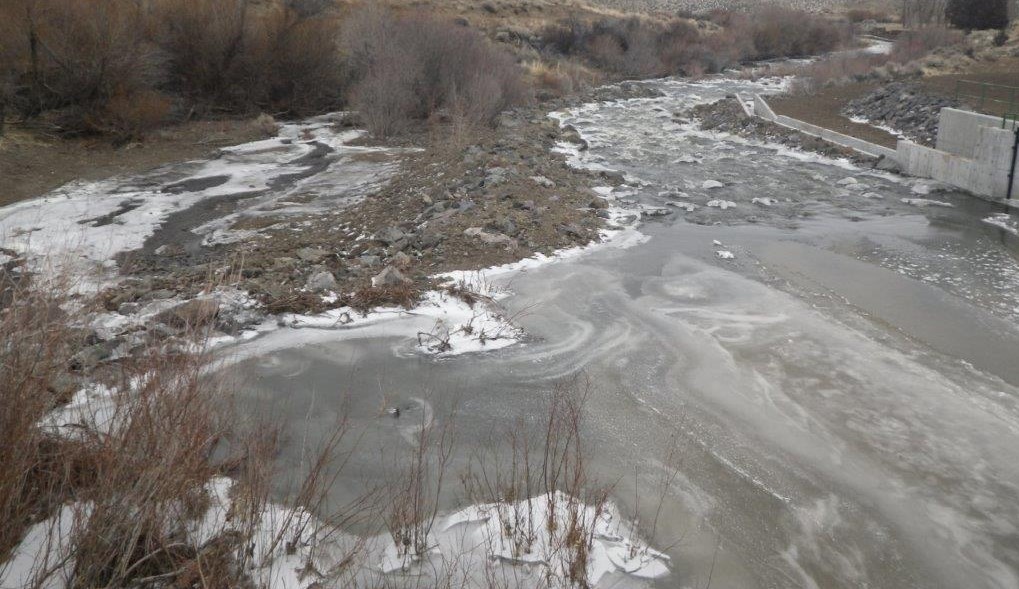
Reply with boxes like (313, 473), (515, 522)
(843, 82), (959, 146)
(691, 97), (871, 163)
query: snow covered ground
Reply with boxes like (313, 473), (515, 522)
(0, 116), (397, 291)
(1, 478), (669, 589)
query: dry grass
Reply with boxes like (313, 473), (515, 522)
(527, 60), (602, 99)
(790, 26), (966, 91)
(0, 285), (83, 560)
(461, 378), (610, 588)
(0, 279), (365, 588)
(348, 282), (422, 313)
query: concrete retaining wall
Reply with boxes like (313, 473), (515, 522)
(935, 108), (1009, 157)
(734, 93), (754, 118)
(752, 94), (897, 160)
(772, 114), (899, 160)
(747, 95), (1017, 200)
(754, 94), (776, 122)
(900, 125), (1017, 198)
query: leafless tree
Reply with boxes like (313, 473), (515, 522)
(902, 0), (949, 26)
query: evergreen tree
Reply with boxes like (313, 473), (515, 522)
(946, 0), (1009, 30)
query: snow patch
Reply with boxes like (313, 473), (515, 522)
(378, 491), (670, 586)
(2, 482), (669, 589)
(901, 198), (954, 208)
(984, 213), (1018, 235)
(0, 117), (390, 291)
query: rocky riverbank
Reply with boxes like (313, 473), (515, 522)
(1, 83), (661, 372)
(690, 96), (878, 164)
(842, 81), (959, 146)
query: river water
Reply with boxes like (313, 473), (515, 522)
(231, 77), (1019, 588)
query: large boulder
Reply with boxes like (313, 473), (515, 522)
(155, 298), (220, 329)
(305, 270), (337, 292)
(372, 266), (411, 288)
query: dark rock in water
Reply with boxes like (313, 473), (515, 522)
(874, 155), (902, 173)
(599, 170), (626, 184)
(162, 175), (230, 194)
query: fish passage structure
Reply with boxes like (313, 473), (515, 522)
(898, 107), (1018, 200)
(752, 93), (1019, 201)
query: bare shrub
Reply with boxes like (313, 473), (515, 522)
(384, 404), (456, 564)
(260, 10), (347, 116)
(0, 0), (163, 137)
(793, 26), (965, 91)
(527, 60), (601, 99)
(343, 8), (529, 137)
(902, 0), (949, 26)
(461, 378), (610, 588)
(846, 8), (889, 23)
(542, 9), (846, 80)
(793, 52), (892, 90)
(0, 280), (367, 588)
(739, 7), (849, 60)
(152, 0), (245, 110)
(542, 16), (699, 77)
(89, 89), (174, 140)
(157, 0), (345, 116)
(0, 286), (82, 561)
(889, 27), (966, 62)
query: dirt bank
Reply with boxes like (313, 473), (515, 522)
(766, 83), (901, 148)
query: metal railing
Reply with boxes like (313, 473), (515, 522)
(956, 80), (1019, 116)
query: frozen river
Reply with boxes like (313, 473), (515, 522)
(232, 77), (1019, 588)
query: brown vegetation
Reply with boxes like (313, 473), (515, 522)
(342, 7), (530, 137)
(540, 9), (851, 78)
(0, 280), (361, 588)
(791, 26), (966, 90)
(0, 0), (345, 141)
(1, 274), (658, 588)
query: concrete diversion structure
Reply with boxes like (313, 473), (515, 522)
(748, 94), (1018, 201)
